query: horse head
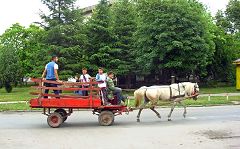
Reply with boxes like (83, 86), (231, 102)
(192, 83), (199, 100)
(182, 82), (199, 100)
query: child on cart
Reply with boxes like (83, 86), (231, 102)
(106, 71), (128, 105)
(80, 68), (91, 96)
(96, 67), (110, 105)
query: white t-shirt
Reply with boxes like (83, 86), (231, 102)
(80, 74), (91, 86)
(96, 73), (107, 88)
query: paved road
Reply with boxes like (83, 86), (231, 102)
(0, 106), (240, 149)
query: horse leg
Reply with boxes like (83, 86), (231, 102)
(150, 106), (161, 119)
(137, 108), (143, 122)
(178, 101), (187, 118)
(167, 102), (177, 121)
(136, 101), (148, 122)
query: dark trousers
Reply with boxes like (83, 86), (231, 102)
(82, 86), (89, 96)
(44, 79), (59, 98)
(113, 87), (125, 104)
(100, 88), (108, 104)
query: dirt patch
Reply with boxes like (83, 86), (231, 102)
(231, 101), (240, 105)
(202, 130), (233, 139)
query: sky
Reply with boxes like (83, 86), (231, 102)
(0, 0), (229, 34)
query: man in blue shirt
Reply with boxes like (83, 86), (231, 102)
(41, 55), (60, 98)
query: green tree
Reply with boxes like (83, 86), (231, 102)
(110, 0), (137, 87)
(207, 25), (236, 83)
(215, 10), (234, 33)
(226, 0), (240, 32)
(0, 24), (48, 90)
(0, 24), (24, 92)
(211, 0), (240, 84)
(85, 0), (114, 71)
(40, 0), (87, 79)
(40, 0), (77, 28)
(0, 46), (20, 92)
(24, 25), (49, 78)
(134, 0), (215, 81)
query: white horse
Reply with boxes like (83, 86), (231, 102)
(134, 82), (199, 122)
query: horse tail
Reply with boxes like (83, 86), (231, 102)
(134, 89), (143, 107)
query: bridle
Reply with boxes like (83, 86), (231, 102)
(193, 83), (199, 95)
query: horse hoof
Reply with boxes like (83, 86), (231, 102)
(157, 115), (161, 119)
(137, 119), (140, 122)
(168, 118), (172, 121)
(183, 115), (186, 118)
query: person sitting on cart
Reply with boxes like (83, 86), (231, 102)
(80, 68), (91, 96)
(74, 73), (82, 95)
(106, 71), (127, 105)
(96, 67), (110, 105)
(41, 55), (60, 98)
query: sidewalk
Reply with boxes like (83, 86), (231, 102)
(199, 93), (240, 97)
(0, 101), (28, 105)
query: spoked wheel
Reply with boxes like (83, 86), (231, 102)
(47, 112), (63, 128)
(98, 111), (114, 126)
(54, 108), (68, 122)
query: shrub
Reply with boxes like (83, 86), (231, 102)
(5, 82), (13, 93)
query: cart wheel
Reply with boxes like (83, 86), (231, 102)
(47, 112), (63, 128)
(55, 108), (67, 122)
(98, 111), (114, 126)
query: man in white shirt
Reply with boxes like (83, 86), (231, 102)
(80, 68), (91, 96)
(96, 67), (110, 105)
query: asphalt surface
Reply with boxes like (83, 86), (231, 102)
(0, 105), (240, 149)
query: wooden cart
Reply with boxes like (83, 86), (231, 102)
(29, 78), (130, 128)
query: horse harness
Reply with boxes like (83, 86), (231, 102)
(143, 83), (185, 102)
(169, 83), (185, 99)
(144, 89), (150, 102)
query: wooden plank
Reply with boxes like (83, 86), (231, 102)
(30, 92), (96, 98)
(30, 98), (102, 108)
(30, 92), (41, 95)
(31, 86), (101, 91)
(46, 93), (97, 98)
(31, 78), (100, 85)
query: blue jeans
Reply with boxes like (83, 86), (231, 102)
(113, 87), (124, 104)
(75, 90), (83, 95)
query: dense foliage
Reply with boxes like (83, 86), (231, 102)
(0, 0), (240, 92)
(134, 0), (215, 78)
